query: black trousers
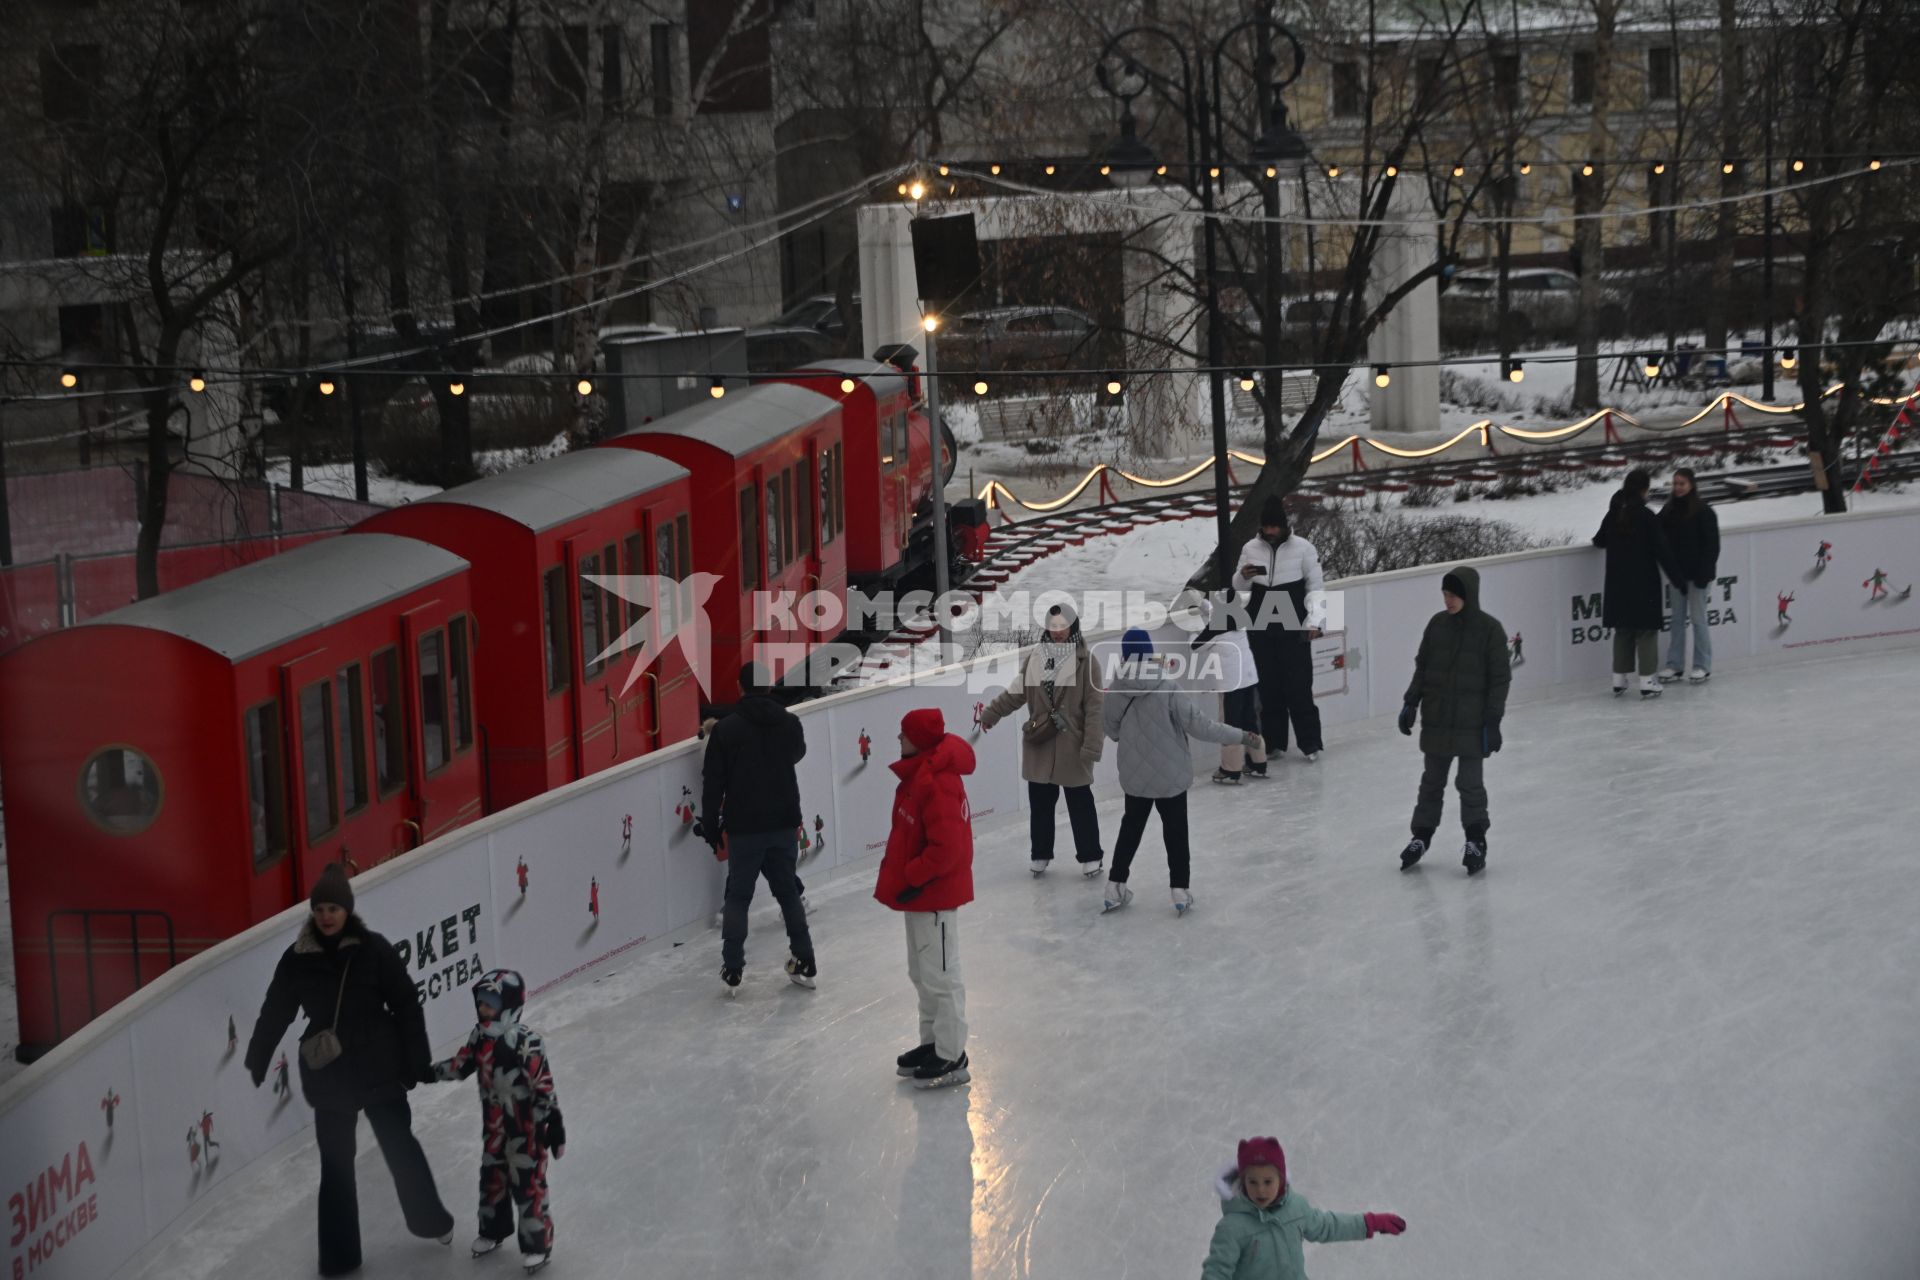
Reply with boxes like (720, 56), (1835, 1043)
(1248, 630), (1323, 754)
(314, 1097), (453, 1276)
(722, 829), (813, 972)
(1411, 752), (1489, 837)
(1027, 781), (1103, 863)
(1108, 792), (1191, 889)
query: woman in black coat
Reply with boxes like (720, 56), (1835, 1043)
(246, 865), (454, 1276)
(1592, 468), (1684, 699)
(1657, 466), (1721, 682)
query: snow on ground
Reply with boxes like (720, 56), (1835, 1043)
(123, 648), (1920, 1280)
(262, 461), (441, 507)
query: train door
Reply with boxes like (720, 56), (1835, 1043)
(400, 603), (477, 843)
(279, 646), (345, 893)
(619, 520), (658, 756)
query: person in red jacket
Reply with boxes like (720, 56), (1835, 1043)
(874, 708), (976, 1090)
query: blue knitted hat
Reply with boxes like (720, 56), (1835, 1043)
(1121, 628), (1154, 659)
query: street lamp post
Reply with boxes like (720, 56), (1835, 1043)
(1097, 21), (1306, 594)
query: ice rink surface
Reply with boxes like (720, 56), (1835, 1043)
(123, 649), (1920, 1279)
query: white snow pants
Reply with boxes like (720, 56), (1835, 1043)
(904, 909), (967, 1060)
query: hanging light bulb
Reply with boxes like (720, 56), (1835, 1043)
(1326, 164), (1340, 178)
(319, 377), (337, 396)
(1868, 157), (1883, 171)
(1105, 379), (1122, 396)
(1265, 165), (1278, 179)
(839, 377), (857, 393)
(188, 371), (207, 393)
(449, 380), (466, 396)
(1519, 162), (1532, 175)
(1652, 162), (1666, 175)
(938, 164), (950, 177)
(1580, 162), (1595, 177)
(709, 377), (727, 399)
(576, 377), (594, 396)
(1156, 164), (1168, 177)
(1779, 346), (1798, 371)
(58, 369), (78, 389)
(897, 182), (908, 195)
(1099, 164), (1112, 176)
(1452, 163), (1466, 178)
(909, 180), (926, 200)
(1374, 365), (1392, 388)
(1506, 360), (1526, 384)
(1384, 164), (1398, 178)
(990, 163), (1002, 175)
(1722, 160), (1736, 175)
(1044, 164), (1056, 175)
(922, 315), (939, 334)
(1238, 373), (1256, 392)
(973, 380), (989, 396)
(1208, 166), (1220, 178)
(1642, 354), (1663, 379)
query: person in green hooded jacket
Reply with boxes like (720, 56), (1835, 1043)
(1201, 1137), (1403, 1280)
(1397, 564), (1511, 875)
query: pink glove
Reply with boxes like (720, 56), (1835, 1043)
(1364, 1213), (1405, 1238)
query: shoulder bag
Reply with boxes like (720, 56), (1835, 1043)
(300, 953), (354, 1071)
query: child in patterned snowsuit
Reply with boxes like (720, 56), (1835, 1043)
(429, 969), (566, 1271)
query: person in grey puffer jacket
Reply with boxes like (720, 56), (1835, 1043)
(1101, 629), (1259, 916)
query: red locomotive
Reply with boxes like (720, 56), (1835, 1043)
(0, 349), (980, 1057)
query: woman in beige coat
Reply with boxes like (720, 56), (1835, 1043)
(980, 606), (1105, 876)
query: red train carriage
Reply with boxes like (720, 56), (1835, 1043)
(767, 359), (937, 590)
(357, 448), (698, 809)
(602, 383), (846, 703)
(0, 534), (480, 1056)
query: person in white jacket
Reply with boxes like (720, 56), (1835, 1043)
(1235, 495), (1327, 761)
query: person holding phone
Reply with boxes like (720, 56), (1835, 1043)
(1235, 496), (1327, 762)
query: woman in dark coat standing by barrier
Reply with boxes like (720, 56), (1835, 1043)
(1657, 466), (1721, 684)
(1592, 468), (1684, 699)
(246, 865), (454, 1276)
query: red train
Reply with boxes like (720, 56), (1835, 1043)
(0, 354), (967, 1057)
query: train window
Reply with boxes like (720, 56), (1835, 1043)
(599, 542), (618, 653)
(78, 745), (163, 836)
(299, 680), (339, 843)
(542, 567), (569, 694)
(337, 664), (368, 814)
(419, 630), (450, 775)
(676, 514), (690, 592)
(784, 466), (800, 561)
(831, 445), (845, 536)
(820, 446), (836, 542)
(579, 552), (603, 676)
(766, 475), (784, 576)
(449, 617), (474, 750)
(243, 703), (287, 867)
(623, 533), (645, 644)
(370, 648), (406, 797)
(797, 456), (814, 556)
(881, 415), (895, 467)
(738, 488), (759, 590)
(654, 524), (677, 640)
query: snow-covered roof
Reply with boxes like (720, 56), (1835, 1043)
(612, 383), (840, 458)
(787, 359), (910, 404)
(411, 447), (689, 533)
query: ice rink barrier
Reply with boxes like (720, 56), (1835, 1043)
(2, 503), (1916, 1280)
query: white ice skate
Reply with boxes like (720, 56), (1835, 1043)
(1302, 751), (1321, 763)
(1101, 881), (1134, 913)
(1171, 888), (1195, 916)
(1688, 666), (1711, 684)
(1612, 673), (1629, 696)
(1030, 858), (1049, 875)
(471, 1235), (503, 1257)
(1081, 859), (1103, 878)
(1639, 674), (1664, 698)
(522, 1249), (552, 1274)
(1655, 665), (1683, 682)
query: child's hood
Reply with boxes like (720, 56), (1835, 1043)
(1211, 1165), (1303, 1222)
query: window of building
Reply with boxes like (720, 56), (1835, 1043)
(244, 703), (287, 867)
(78, 745), (162, 836)
(448, 617), (473, 749)
(50, 206), (113, 259)
(1494, 53), (1520, 114)
(1648, 46), (1676, 101)
(546, 25), (589, 113)
(370, 648), (406, 797)
(456, 28), (514, 119)
(1332, 61), (1363, 119)
(1416, 56), (1446, 109)
(579, 551), (603, 675)
(39, 45), (102, 126)
(739, 488), (759, 590)
(651, 23), (674, 117)
(1572, 49), (1594, 107)
(336, 663), (367, 814)
(419, 630), (449, 774)
(299, 680), (338, 843)
(602, 26), (624, 110)
(543, 567), (569, 693)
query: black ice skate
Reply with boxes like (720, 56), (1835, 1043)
(785, 955), (817, 989)
(1210, 767), (1242, 785)
(1400, 837), (1428, 871)
(721, 966), (742, 997)
(1463, 837), (1488, 876)
(897, 1043), (936, 1077)
(911, 1051), (971, 1089)
(1244, 762), (1272, 780)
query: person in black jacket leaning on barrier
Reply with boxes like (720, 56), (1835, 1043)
(245, 864), (456, 1277)
(700, 662), (817, 995)
(1235, 495), (1328, 761)
(1398, 566), (1511, 877)
(1656, 466), (1720, 684)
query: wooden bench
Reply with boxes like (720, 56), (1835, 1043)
(974, 396), (1054, 444)
(1232, 372), (1317, 420)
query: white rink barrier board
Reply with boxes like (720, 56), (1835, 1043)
(0, 503), (1914, 1280)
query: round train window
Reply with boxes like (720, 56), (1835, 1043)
(79, 746), (164, 835)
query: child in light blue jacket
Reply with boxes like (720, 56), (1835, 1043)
(1201, 1137), (1403, 1280)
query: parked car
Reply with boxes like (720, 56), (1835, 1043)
(945, 305), (1106, 370)
(1442, 267), (1628, 342)
(777, 293), (861, 341)
(744, 325), (844, 371)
